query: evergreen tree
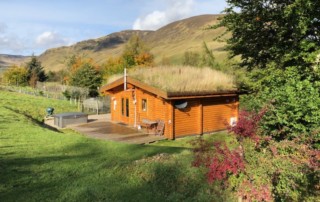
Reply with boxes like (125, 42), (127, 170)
(70, 62), (102, 97)
(26, 56), (47, 86)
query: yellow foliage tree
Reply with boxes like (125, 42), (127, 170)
(3, 65), (28, 86)
(65, 55), (100, 84)
(135, 52), (154, 67)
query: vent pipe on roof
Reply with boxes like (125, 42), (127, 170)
(124, 68), (127, 91)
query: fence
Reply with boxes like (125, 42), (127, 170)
(82, 96), (110, 114)
(0, 82), (110, 114)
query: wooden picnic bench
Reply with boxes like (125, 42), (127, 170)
(140, 119), (165, 136)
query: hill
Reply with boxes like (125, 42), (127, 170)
(0, 54), (31, 73)
(38, 14), (228, 71)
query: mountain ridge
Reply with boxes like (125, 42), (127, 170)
(1, 14), (228, 72)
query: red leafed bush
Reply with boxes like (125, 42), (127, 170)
(228, 108), (267, 140)
(191, 140), (245, 183)
(207, 142), (245, 182)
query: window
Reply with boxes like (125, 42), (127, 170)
(126, 98), (129, 117)
(121, 98), (124, 115)
(113, 100), (117, 111)
(142, 99), (147, 111)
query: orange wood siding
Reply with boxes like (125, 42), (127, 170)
(135, 88), (170, 138)
(202, 96), (238, 133)
(174, 100), (200, 137)
(107, 84), (239, 140)
(109, 86), (135, 125)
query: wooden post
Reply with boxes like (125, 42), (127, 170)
(96, 99), (99, 115)
(199, 100), (203, 135)
(168, 100), (175, 140)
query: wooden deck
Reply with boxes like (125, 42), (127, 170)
(45, 114), (167, 144)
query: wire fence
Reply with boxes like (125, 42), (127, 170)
(0, 82), (110, 114)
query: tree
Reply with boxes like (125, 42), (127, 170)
(200, 42), (216, 68)
(121, 35), (154, 68)
(217, 1), (320, 138)
(101, 57), (124, 82)
(46, 69), (68, 84)
(183, 51), (200, 66)
(191, 2), (320, 200)
(3, 65), (28, 86)
(25, 56), (47, 86)
(182, 42), (219, 69)
(70, 62), (102, 97)
(219, 0), (320, 71)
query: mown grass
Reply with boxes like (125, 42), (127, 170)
(0, 90), (235, 201)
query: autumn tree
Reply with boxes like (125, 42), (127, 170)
(3, 65), (28, 86)
(101, 57), (124, 82)
(121, 35), (154, 68)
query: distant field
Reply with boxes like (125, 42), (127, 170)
(0, 90), (234, 201)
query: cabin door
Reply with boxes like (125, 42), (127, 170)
(121, 97), (130, 124)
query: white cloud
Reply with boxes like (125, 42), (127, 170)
(35, 31), (72, 48)
(0, 23), (25, 54)
(133, 0), (194, 30)
(0, 35), (25, 53)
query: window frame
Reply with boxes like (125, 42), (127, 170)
(125, 98), (129, 117)
(141, 99), (147, 112)
(121, 98), (124, 116)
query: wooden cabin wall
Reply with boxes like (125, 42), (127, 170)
(202, 96), (239, 133)
(109, 86), (135, 125)
(108, 85), (239, 140)
(135, 88), (171, 138)
(172, 96), (239, 138)
(174, 100), (201, 137)
(109, 86), (172, 139)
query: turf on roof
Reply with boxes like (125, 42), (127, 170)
(108, 66), (237, 94)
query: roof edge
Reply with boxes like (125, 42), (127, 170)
(100, 76), (168, 99)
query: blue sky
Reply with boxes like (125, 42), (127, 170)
(0, 0), (227, 56)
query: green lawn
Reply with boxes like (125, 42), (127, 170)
(0, 90), (234, 202)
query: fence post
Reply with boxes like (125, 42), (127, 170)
(96, 99), (99, 115)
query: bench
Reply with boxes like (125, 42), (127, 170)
(140, 119), (165, 136)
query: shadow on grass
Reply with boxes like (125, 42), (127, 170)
(4, 106), (62, 133)
(0, 138), (192, 201)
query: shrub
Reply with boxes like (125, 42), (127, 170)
(228, 108), (266, 141)
(192, 108), (320, 201)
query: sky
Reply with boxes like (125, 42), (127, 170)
(0, 0), (227, 56)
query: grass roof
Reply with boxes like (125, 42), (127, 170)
(108, 66), (237, 95)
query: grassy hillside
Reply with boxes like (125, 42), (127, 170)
(0, 90), (234, 201)
(38, 30), (152, 71)
(146, 14), (228, 64)
(0, 54), (31, 74)
(38, 14), (228, 71)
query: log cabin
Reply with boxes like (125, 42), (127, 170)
(100, 67), (239, 140)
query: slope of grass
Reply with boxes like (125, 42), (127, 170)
(0, 90), (234, 201)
